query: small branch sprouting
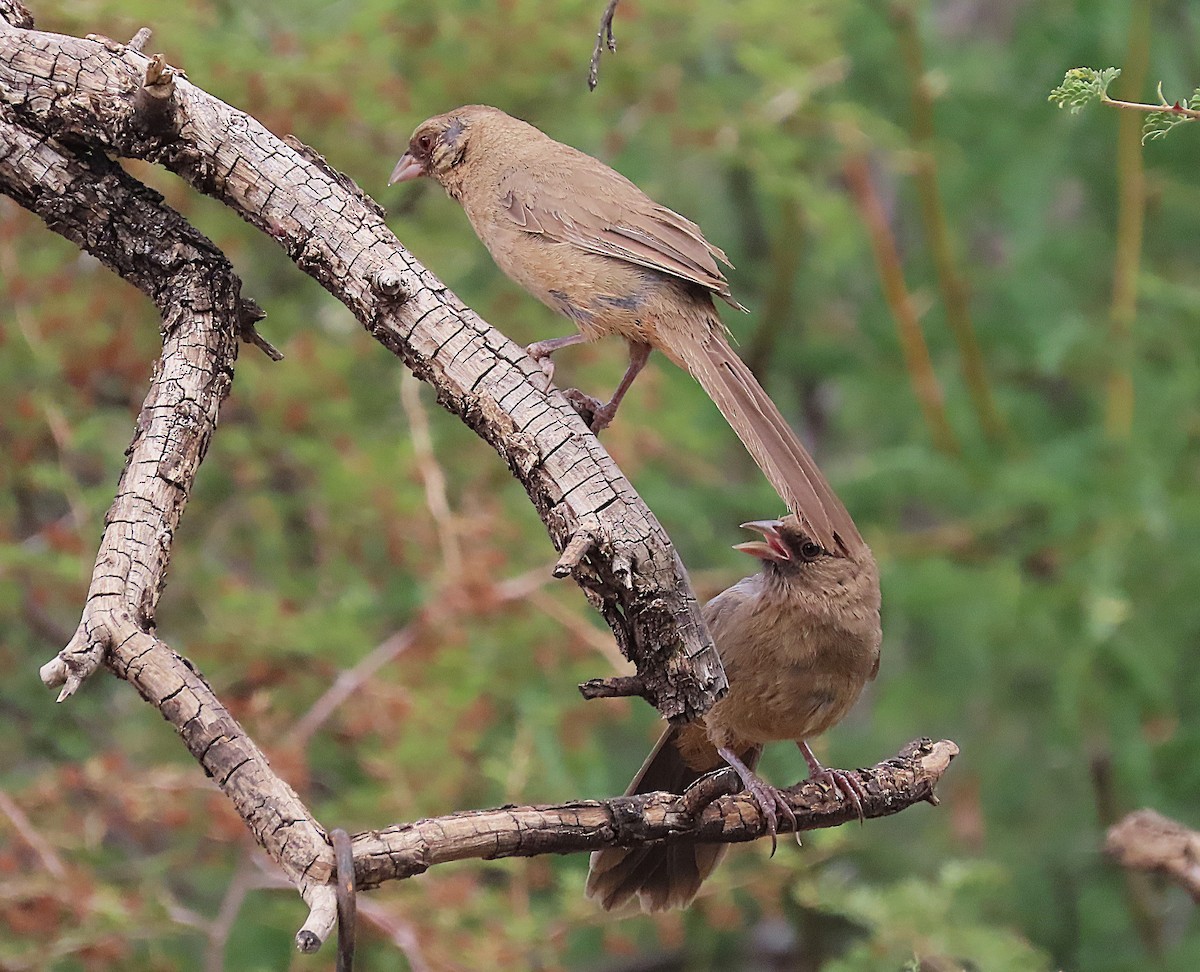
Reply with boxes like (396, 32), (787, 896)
(1050, 67), (1200, 143)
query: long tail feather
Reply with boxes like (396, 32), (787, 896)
(673, 324), (864, 555)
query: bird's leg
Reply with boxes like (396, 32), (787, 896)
(798, 740), (867, 823)
(590, 341), (651, 433)
(525, 333), (591, 388)
(717, 746), (797, 856)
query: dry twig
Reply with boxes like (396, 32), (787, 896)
(1107, 809), (1200, 902)
(588, 0), (620, 90)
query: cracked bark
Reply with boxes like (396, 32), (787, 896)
(0, 1), (726, 724)
(350, 738), (958, 887)
(0, 2), (955, 953)
(0, 91), (337, 940)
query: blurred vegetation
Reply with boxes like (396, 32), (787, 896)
(3, 0), (1200, 969)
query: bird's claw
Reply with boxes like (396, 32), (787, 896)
(589, 401), (618, 433)
(560, 389), (618, 433)
(812, 766), (868, 823)
(799, 741), (868, 824)
(741, 776), (798, 856)
(524, 342), (557, 391)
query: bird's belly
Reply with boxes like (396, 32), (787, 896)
(710, 665), (864, 747)
(479, 227), (666, 346)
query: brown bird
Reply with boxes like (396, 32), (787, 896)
(585, 516), (881, 912)
(390, 105), (860, 555)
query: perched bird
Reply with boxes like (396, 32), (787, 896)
(390, 105), (859, 555)
(585, 516), (881, 912)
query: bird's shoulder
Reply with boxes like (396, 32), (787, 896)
(702, 574), (766, 632)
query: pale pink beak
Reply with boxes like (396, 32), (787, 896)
(388, 152), (425, 185)
(733, 519), (790, 562)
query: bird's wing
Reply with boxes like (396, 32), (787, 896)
(498, 165), (747, 310)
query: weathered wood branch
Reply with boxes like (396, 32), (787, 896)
(1, 103), (240, 701)
(350, 738), (957, 887)
(0, 5), (727, 723)
(0, 94), (340, 943)
(1106, 809), (1200, 903)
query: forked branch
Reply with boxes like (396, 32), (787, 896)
(0, 3), (953, 956)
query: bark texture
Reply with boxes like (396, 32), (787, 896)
(0, 5), (726, 723)
(0, 3), (954, 953)
(350, 738), (958, 888)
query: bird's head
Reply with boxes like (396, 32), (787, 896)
(735, 516), (823, 566)
(389, 105), (503, 192)
(734, 515), (875, 599)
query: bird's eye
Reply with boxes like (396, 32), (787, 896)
(799, 542), (823, 561)
(416, 134), (434, 154)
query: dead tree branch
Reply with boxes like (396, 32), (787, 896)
(349, 738), (957, 887)
(0, 100), (339, 939)
(0, 3), (951, 955)
(1106, 809), (1200, 903)
(0, 5), (726, 723)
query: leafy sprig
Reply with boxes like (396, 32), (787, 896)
(1050, 67), (1200, 143)
(1048, 67), (1122, 113)
(1143, 82), (1200, 141)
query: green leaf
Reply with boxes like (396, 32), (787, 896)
(1048, 66), (1121, 113)
(1142, 84), (1200, 142)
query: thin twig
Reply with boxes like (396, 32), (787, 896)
(287, 565), (552, 749)
(400, 371), (463, 580)
(204, 859), (273, 972)
(1101, 95), (1200, 120)
(578, 674), (647, 700)
(288, 627), (418, 749)
(587, 0), (620, 90)
(0, 790), (67, 880)
(357, 901), (435, 972)
(525, 586), (628, 671)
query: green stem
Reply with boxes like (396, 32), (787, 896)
(1105, 0), (1152, 442)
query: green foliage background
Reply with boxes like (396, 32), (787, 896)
(2, 0), (1199, 969)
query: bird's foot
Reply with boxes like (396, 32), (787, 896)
(810, 766), (868, 822)
(524, 341), (557, 390)
(589, 400), (619, 433)
(717, 746), (797, 855)
(742, 775), (799, 856)
(800, 740), (867, 823)
(561, 388), (614, 433)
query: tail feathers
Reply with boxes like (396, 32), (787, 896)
(585, 727), (757, 912)
(675, 328), (864, 555)
(586, 842), (727, 912)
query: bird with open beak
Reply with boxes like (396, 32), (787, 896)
(585, 515), (881, 911)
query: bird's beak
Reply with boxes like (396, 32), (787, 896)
(388, 152), (425, 185)
(733, 519), (790, 562)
